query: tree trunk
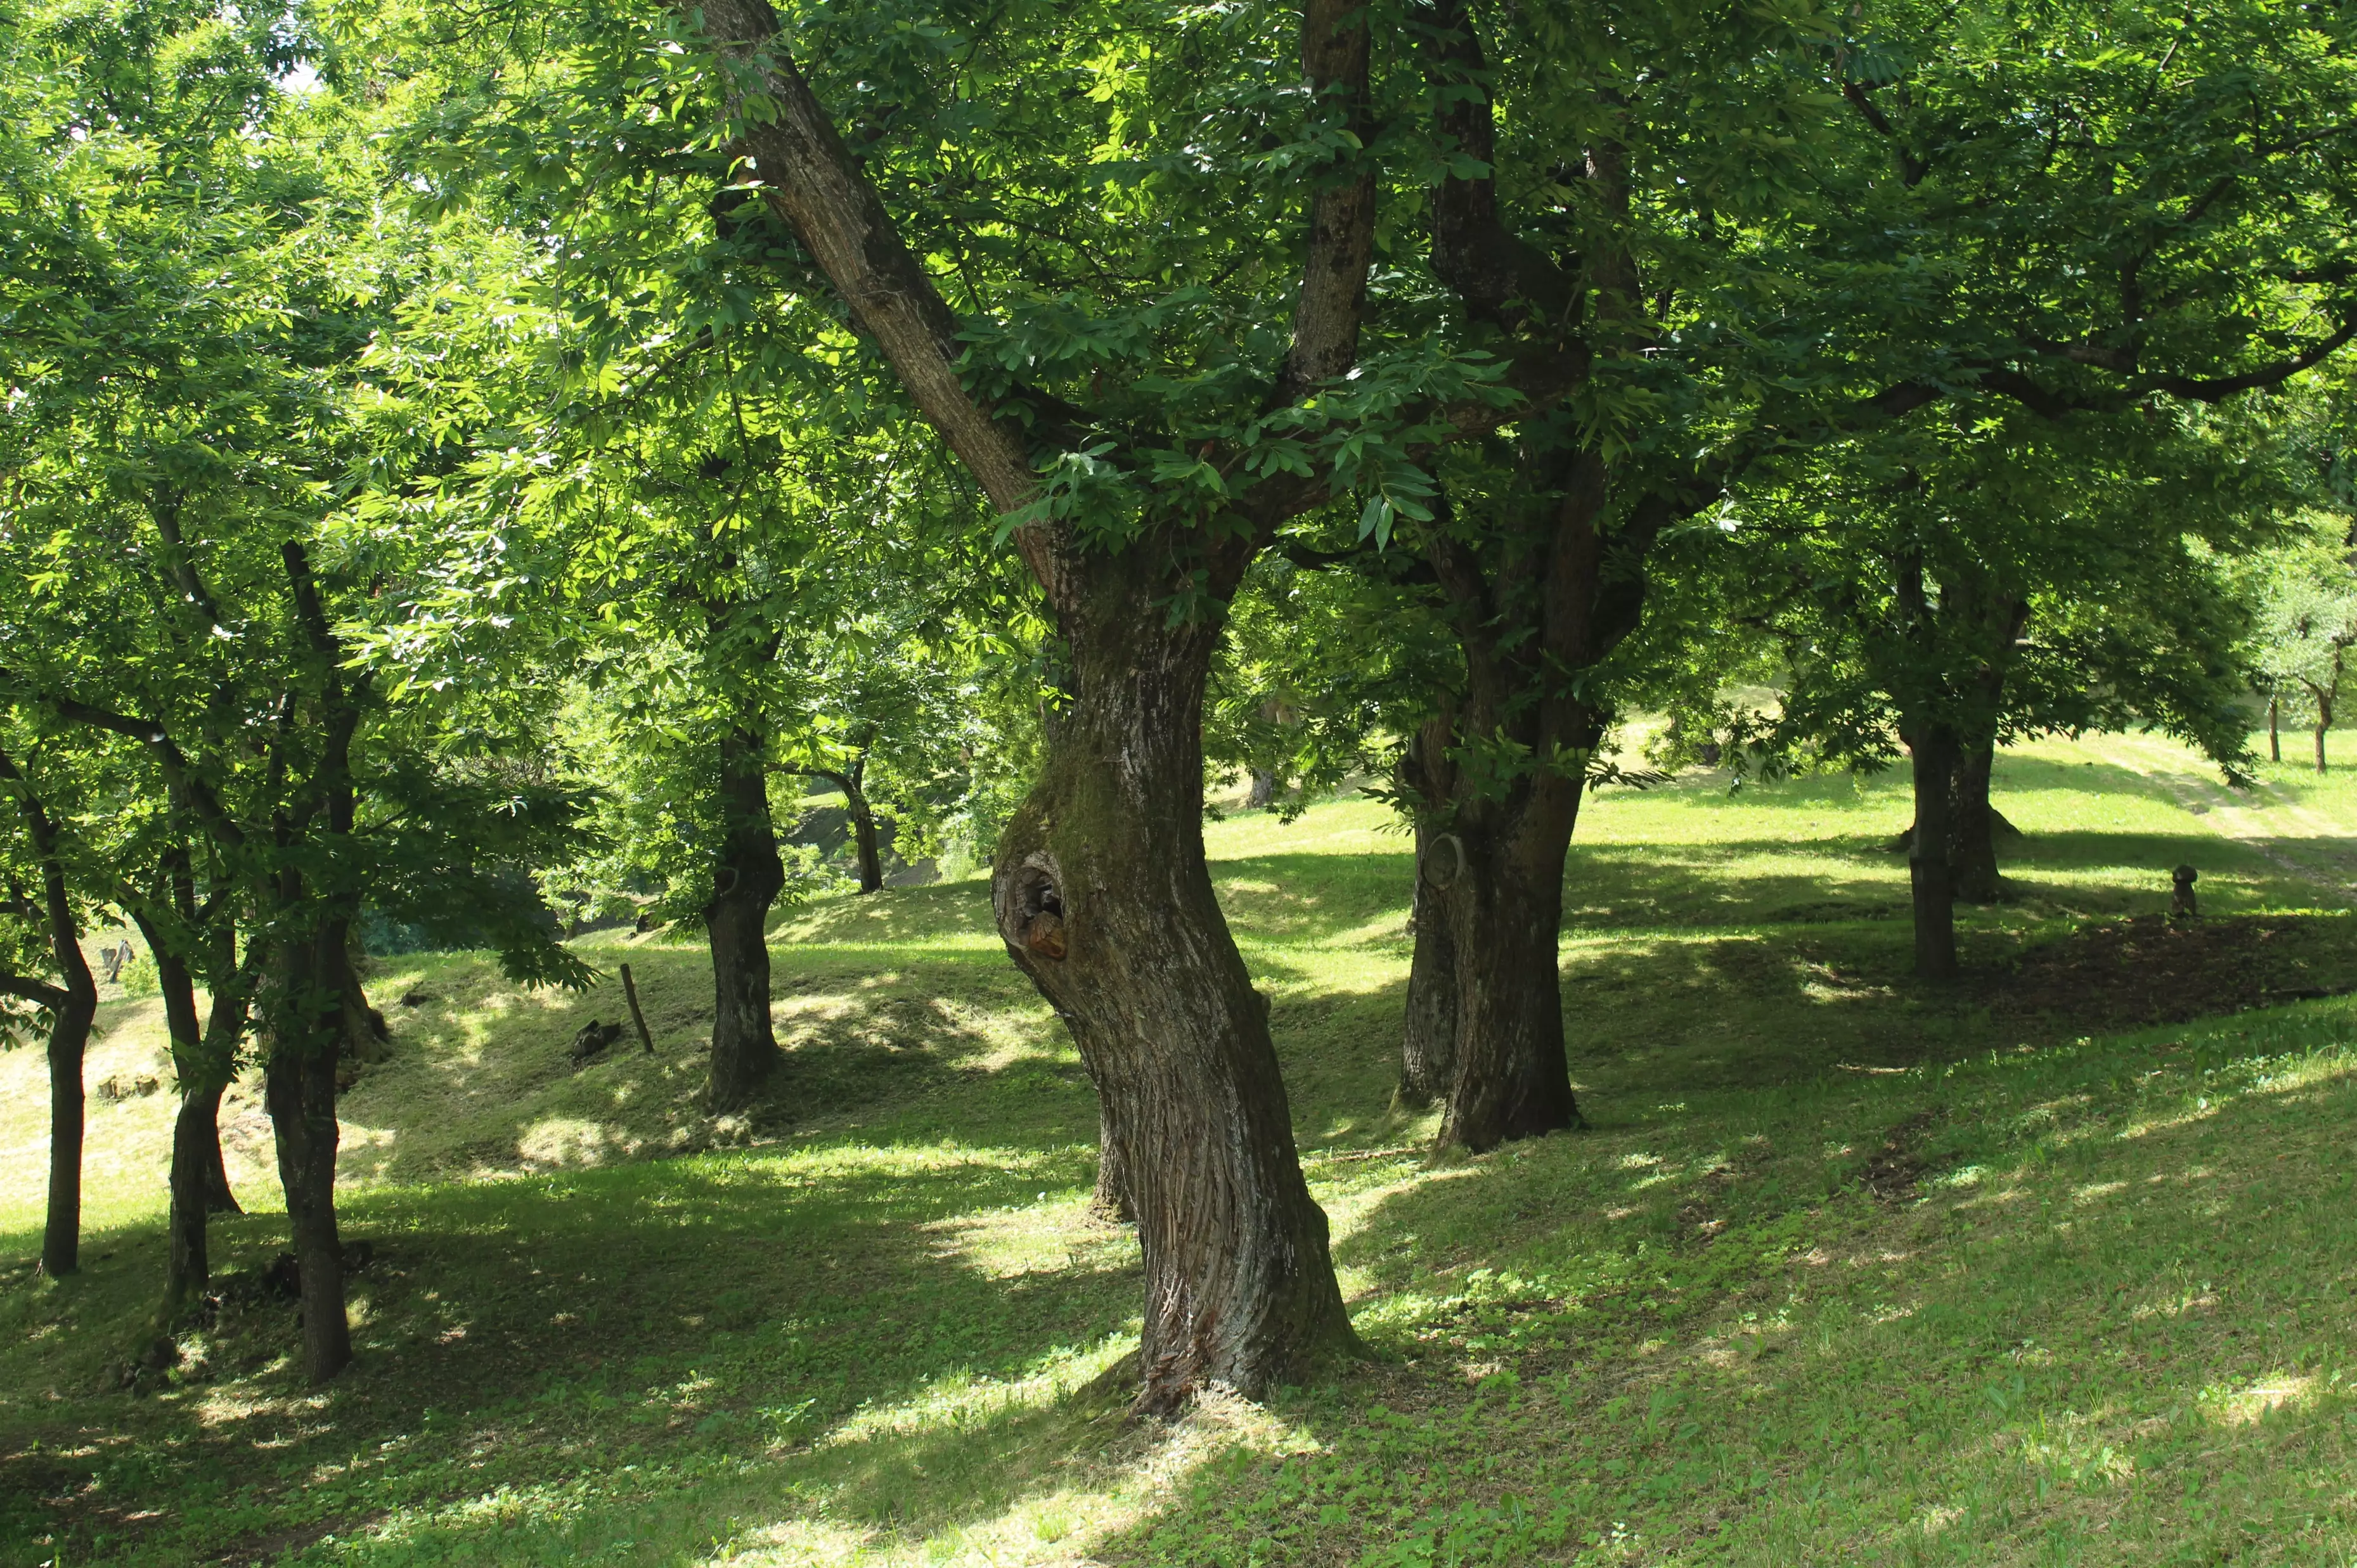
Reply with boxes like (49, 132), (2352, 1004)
(2270, 695), (2281, 762)
(991, 560), (1354, 1413)
(1947, 737), (2002, 905)
(1397, 821), (1459, 1107)
(1246, 769), (1279, 811)
(1437, 779), (1584, 1151)
(27, 847), (96, 1280)
(707, 724), (785, 1111)
(262, 920), (352, 1384)
(1906, 724), (1961, 980)
(843, 766), (884, 895)
(42, 983), (95, 1280)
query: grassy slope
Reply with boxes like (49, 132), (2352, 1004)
(0, 734), (2353, 1564)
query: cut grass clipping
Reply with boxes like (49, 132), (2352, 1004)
(2, 731), (2354, 1565)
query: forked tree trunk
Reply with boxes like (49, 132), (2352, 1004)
(1906, 723), (1961, 980)
(1437, 774), (1585, 1151)
(707, 725), (785, 1111)
(992, 558), (1355, 1413)
(1947, 737), (2003, 905)
(262, 917), (353, 1384)
(1398, 821), (1459, 1107)
(154, 960), (247, 1320)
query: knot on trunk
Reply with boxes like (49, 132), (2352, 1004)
(1421, 832), (1466, 890)
(1005, 854), (1068, 961)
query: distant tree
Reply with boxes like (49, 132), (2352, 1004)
(2247, 524), (2357, 773)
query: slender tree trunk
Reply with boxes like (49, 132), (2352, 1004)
(1398, 821), (1459, 1107)
(42, 974), (95, 1280)
(843, 764), (884, 895)
(262, 916), (352, 1383)
(8, 793), (99, 1280)
(1906, 723), (1961, 980)
(2270, 695), (2281, 763)
(1947, 738), (2002, 904)
(991, 558), (1355, 1413)
(707, 725), (785, 1111)
(1438, 776), (1584, 1151)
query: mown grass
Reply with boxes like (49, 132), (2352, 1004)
(2, 731), (2354, 1565)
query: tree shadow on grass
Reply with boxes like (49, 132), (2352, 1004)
(0, 1127), (1149, 1566)
(1092, 1008), (2357, 1567)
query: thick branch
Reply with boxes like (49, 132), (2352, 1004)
(678, 0), (1040, 524)
(1277, 0), (1380, 397)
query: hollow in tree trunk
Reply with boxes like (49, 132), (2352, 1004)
(262, 917), (353, 1384)
(1906, 723), (1961, 980)
(992, 553), (1355, 1413)
(1398, 820), (1460, 1107)
(1947, 736), (2003, 905)
(707, 725), (785, 1111)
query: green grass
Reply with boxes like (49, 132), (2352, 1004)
(3, 731), (2356, 1565)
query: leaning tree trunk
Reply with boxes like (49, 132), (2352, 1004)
(1947, 736), (2003, 905)
(991, 558), (1355, 1413)
(1437, 774), (1585, 1152)
(1906, 723), (1961, 980)
(707, 725), (785, 1111)
(261, 917), (354, 1384)
(1398, 821), (1460, 1107)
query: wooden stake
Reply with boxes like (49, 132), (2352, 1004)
(621, 963), (655, 1054)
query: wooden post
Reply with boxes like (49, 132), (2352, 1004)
(620, 964), (655, 1054)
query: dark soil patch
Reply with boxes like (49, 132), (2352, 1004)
(1858, 1109), (1939, 1202)
(1987, 915), (2354, 1031)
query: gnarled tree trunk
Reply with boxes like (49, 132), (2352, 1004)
(707, 724), (785, 1111)
(992, 556), (1356, 1413)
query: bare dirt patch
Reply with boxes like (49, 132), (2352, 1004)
(1986, 915), (2354, 1031)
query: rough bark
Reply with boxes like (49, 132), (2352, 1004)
(1947, 737), (2003, 904)
(1906, 723), (1961, 980)
(1437, 781), (1585, 1150)
(991, 556), (1357, 1413)
(1246, 769), (1280, 811)
(706, 724), (785, 1111)
(678, 0), (1378, 1409)
(1397, 820), (1460, 1107)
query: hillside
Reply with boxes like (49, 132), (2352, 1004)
(3, 732), (2355, 1565)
